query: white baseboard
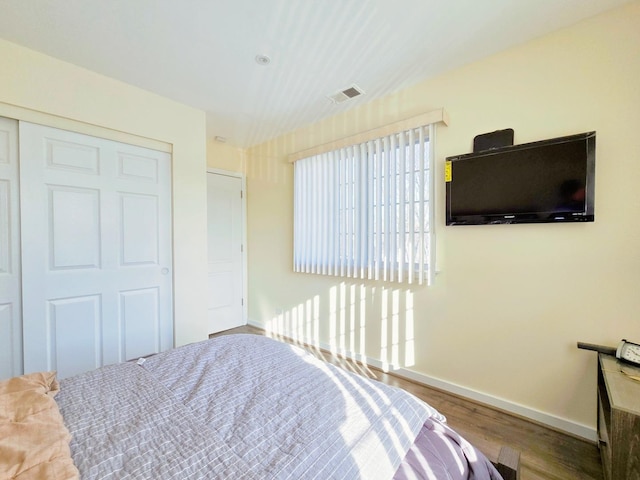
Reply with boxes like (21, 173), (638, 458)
(247, 318), (597, 442)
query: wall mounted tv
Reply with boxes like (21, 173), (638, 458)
(445, 131), (595, 225)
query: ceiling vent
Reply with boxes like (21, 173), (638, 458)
(327, 84), (365, 104)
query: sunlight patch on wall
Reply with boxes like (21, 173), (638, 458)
(278, 296), (320, 346)
(339, 282), (347, 353)
(405, 291), (415, 367)
(313, 295), (320, 347)
(380, 287), (389, 371)
(379, 287), (415, 370)
(263, 282), (415, 371)
(359, 285), (367, 360)
(329, 285), (337, 352)
(349, 284), (356, 355)
(391, 289), (400, 368)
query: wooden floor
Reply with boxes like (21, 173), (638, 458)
(210, 326), (603, 480)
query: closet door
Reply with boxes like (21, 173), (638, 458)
(20, 122), (173, 379)
(0, 117), (22, 380)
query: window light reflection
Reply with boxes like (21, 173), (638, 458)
(264, 281), (417, 373)
(405, 290), (415, 367)
(392, 288), (400, 367)
(380, 287), (389, 371)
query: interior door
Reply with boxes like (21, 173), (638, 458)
(20, 122), (173, 378)
(0, 117), (22, 380)
(207, 172), (244, 334)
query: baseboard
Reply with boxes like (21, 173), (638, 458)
(247, 318), (597, 442)
(382, 363), (596, 442)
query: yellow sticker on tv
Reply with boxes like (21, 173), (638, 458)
(445, 161), (452, 182)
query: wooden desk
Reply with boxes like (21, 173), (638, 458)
(597, 354), (640, 480)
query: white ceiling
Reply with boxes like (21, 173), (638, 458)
(0, 0), (631, 148)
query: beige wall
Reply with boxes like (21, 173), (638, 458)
(246, 1), (640, 438)
(0, 38), (209, 347)
(207, 139), (246, 173)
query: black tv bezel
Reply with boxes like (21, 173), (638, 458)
(445, 131), (596, 226)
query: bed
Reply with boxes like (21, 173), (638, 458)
(1, 334), (519, 479)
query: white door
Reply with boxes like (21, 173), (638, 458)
(20, 122), (173, 379)
(0, 117), (22, 380)
(207, 172), (244, 334)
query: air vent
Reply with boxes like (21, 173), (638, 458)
(327, 84), (365, 104)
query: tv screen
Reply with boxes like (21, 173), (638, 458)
(445, 131), (595, 225)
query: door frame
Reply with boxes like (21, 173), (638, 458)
(207, 168), (247, 326)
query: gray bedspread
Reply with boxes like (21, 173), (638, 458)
(56, 334), (501, 479)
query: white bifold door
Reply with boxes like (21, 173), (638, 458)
(0, 117), (22, 380)
(19, 122), (173, 379)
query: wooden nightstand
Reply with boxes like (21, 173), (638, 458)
(597, 354), (640, 480)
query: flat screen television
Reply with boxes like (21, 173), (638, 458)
(445, 131), (595, 225)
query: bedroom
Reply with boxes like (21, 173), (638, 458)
(0, 1), (639, 479)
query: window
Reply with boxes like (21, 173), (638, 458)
(293, 121), (437, 285)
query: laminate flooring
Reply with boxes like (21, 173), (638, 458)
(210, 326), (603, 480)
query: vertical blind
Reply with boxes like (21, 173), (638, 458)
(293, 123), (435, 285)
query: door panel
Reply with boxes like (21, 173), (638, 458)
(0, 180), (12, 273)
(0, 117), (21, 380)
(46, 138), (99, 173)
(120, 194), (159, 265)
(20, 122), (173, 378)
(207, 173), (244, 334)
(121, 287), (159, 360)
(0, 303), (16, 379)
(49, 186), (101, 269)
(117, 152), (159, 182)
(48, 294), (102, 378)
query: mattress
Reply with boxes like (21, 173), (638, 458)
(55, 334), (502, 479)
